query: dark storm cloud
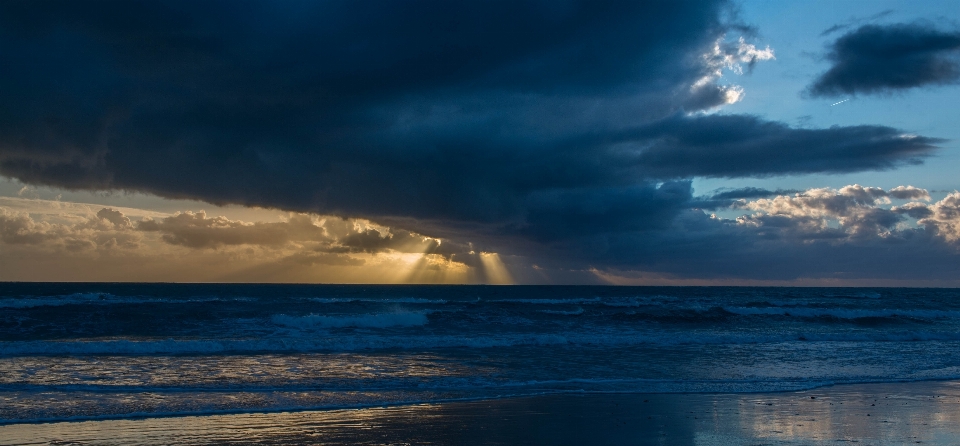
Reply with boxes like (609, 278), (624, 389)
(709, 187), (802, 200)
(818, 10), (893, 37)
(530, 187), (960, 282)
(0, 1), (736, 218)
(602, 223), (960, 281)
(627, 114), (940, 177)
(0, 1), (952, 282)
(513, 182), (694, 241)
(688, 187), (802, 211)
(808, 23), (960, 97)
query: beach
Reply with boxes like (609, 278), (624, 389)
(3, 380), (959, 445)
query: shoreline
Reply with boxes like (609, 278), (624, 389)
(3, 375), (957, 427)
(3, 379), (960, 445)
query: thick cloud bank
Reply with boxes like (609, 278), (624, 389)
(0, 202), (481, 282)
(809, 23), (960, 97)
(0, 3), (937, 219)
(1, 185), (959, 283)
(572, 185), (960, 283)
(0, 2), (952, 282)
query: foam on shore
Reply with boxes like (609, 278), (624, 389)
(3, 380), (959, 445)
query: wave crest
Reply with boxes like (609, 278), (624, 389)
(271, 312), (429, 329)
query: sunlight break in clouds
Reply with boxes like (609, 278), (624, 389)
(0, 1), (956, 285)
(691, 36), (776, 107)
(479, 252), (514, 285)
(0, 199), (493, 283)
(3, 184), (960, 285)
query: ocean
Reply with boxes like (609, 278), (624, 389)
(2, 284), (960, 425)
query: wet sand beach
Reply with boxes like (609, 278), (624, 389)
(4, 380), (960, 445)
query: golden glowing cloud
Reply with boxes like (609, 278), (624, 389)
(0, 197), (499, 284)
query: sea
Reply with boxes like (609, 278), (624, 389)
(2, 284), (960, 425)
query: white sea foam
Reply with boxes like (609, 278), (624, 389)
(490, 296), (685, 308)
(723, 306), (960, 320)
(0, 376), (919, 426)
(822, 291), (883, 299)
(8, 372), (960, 428)
(306, 297), (447, 304)
(539, 308), (585, 316)
(0, 293), (232, 308)
(0, 293), (116, 308)
(5, 329), (960, 357)
(271, 312), (430, 329)
(491, 297), (601, 305)
(0, 333), (570, 356)
(600, 295), (681, 307)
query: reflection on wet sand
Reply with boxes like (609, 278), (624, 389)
(3, 380), (960, 445)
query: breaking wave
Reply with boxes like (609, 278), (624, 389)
(723, 306), (960, 320)
(271, 312), (430, 329)
(5, 329), (960, 357)
(306, 297), (447, 304)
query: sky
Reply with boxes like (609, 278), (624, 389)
(1, 0), (959, 285)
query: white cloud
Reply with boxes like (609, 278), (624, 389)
(917, 192), (960, 242)
(735, 185), (959, 243)
(691, 36), (775, 108)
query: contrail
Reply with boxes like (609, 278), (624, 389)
(831, 99), (849, 106)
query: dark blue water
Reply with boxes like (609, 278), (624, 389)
(2, 284), (960, 424)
